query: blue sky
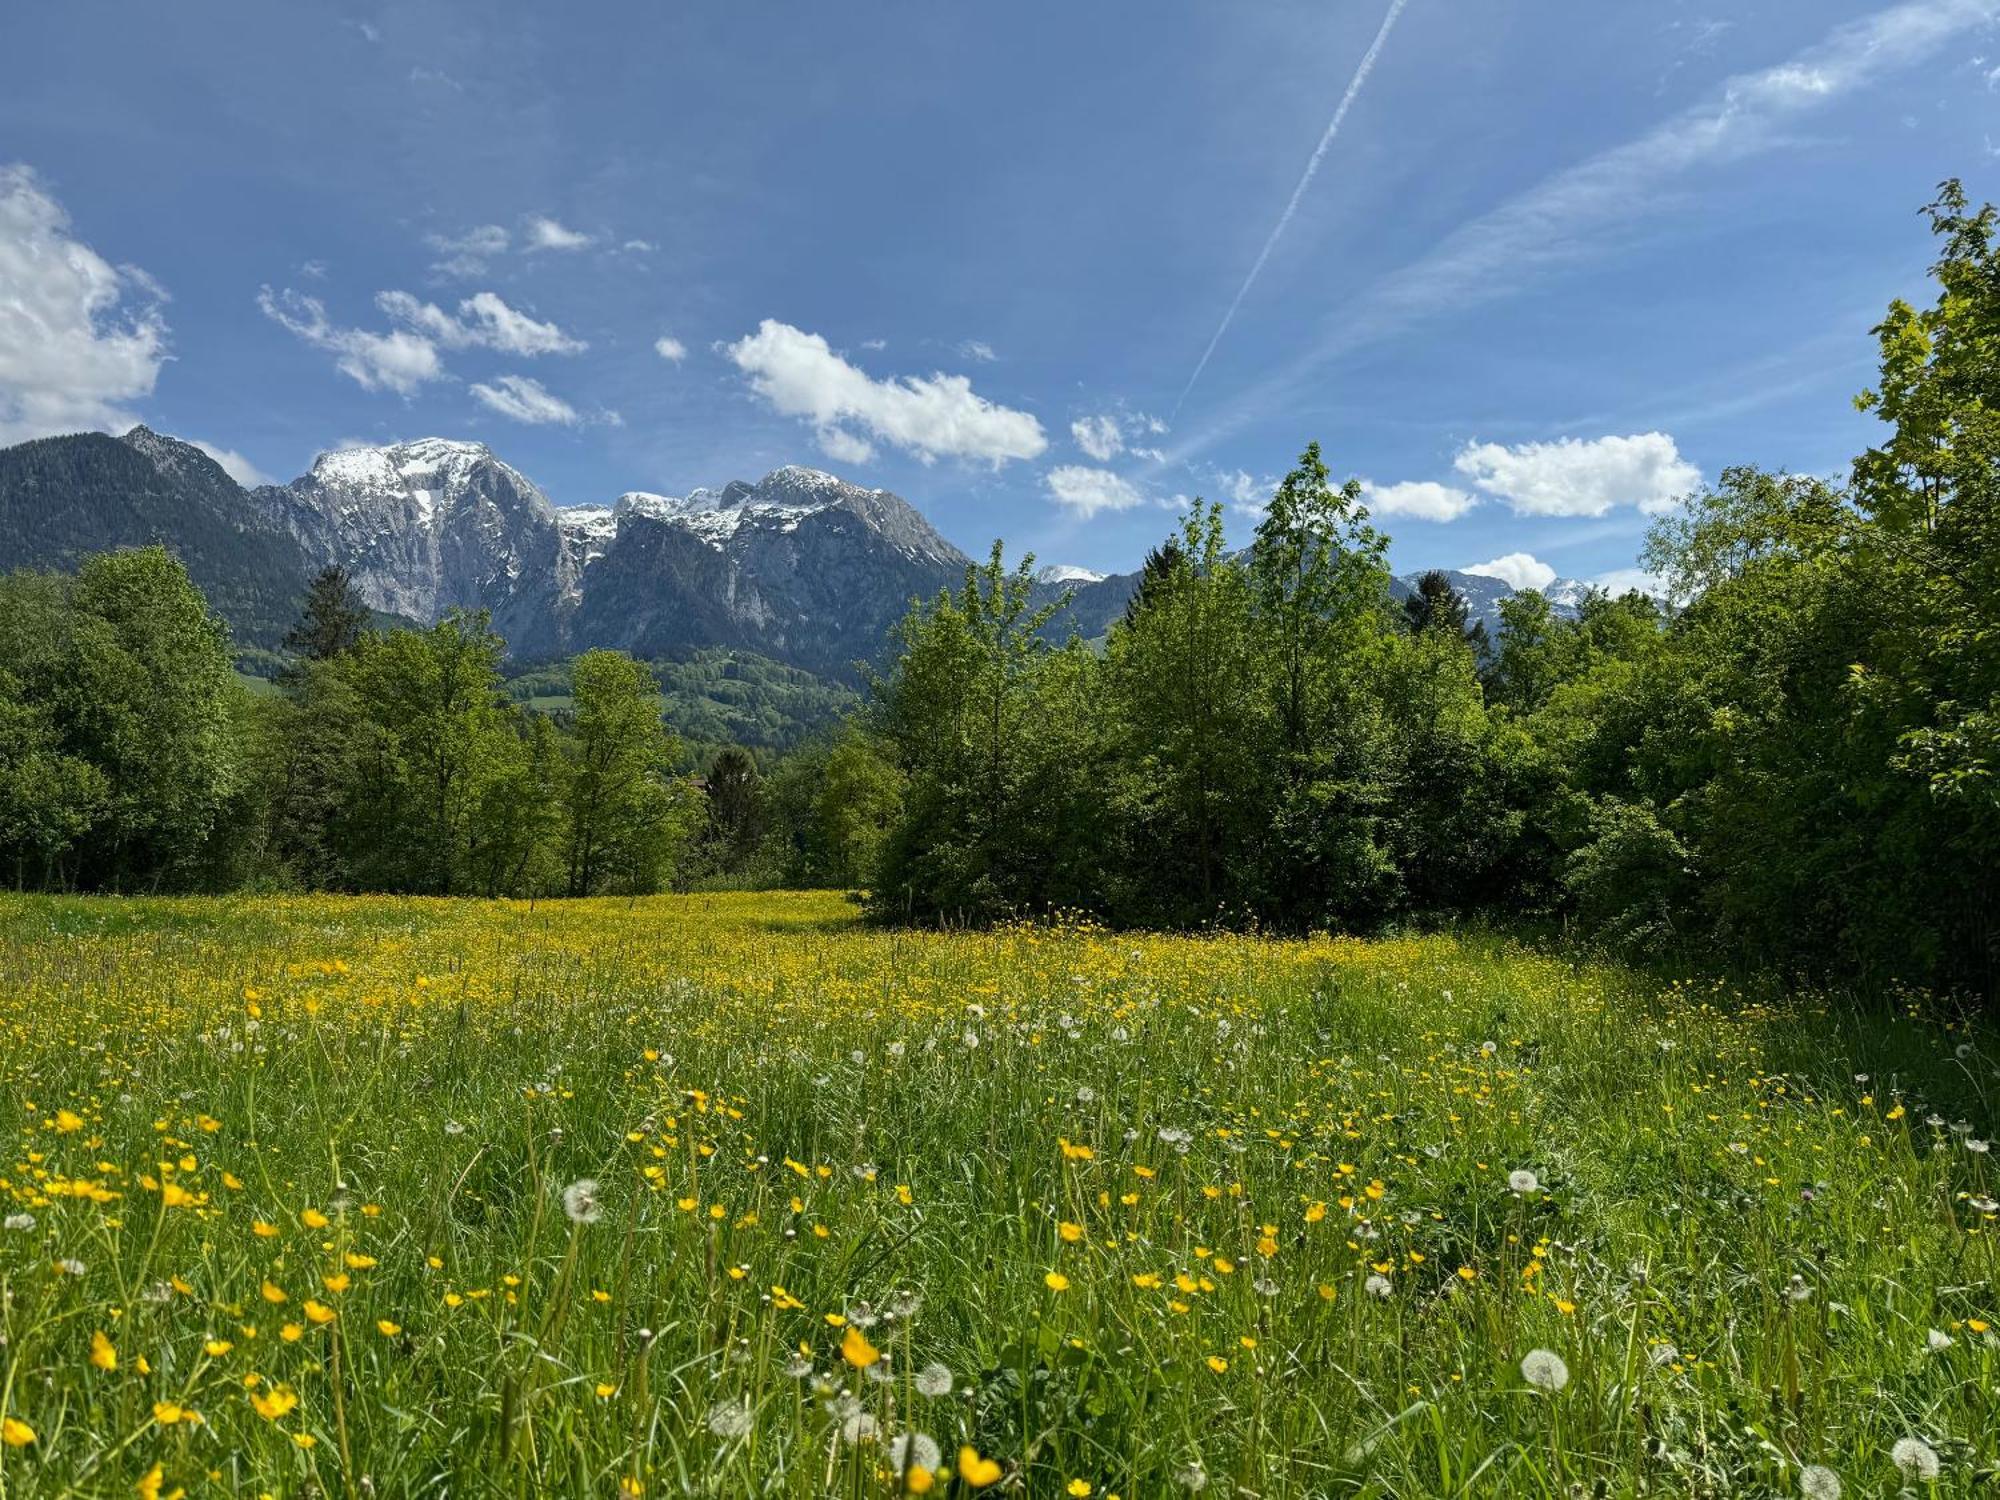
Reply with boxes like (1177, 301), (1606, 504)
(1, 1), (1995, 589)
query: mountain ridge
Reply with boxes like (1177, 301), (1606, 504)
(0, 427), (1596, 672)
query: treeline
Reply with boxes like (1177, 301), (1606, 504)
(858, 183), (1999, 996)
(0, 559), (701, 896)
(0, 546), (901, 898)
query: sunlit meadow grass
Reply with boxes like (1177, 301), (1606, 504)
(0, 891), (1995, 1497)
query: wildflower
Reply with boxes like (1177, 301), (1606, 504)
(1044, 1271), (1070, 1292)
(915, 1362), (952, 1397)
(1205, 1355), (1228, 1373)
(250, 1386), (298, 1421)
(376, 1319), (402, 1337)
(303, 1300), (337, 1325)
(1507, 1169), (1539, 1195)
(561, 1179), (603, 1225)
(1798, 1464), (1841, 1500)
(1784, 1274), (1812, 1304)
(90, 1330), (118, 1371)
(1925, 1328), (1953, 1352)
(2, 1213), (33, 1231)
(889, 1432), (941, 1473)
(840, 1325), (880, 1368)
(958, 1447), (1003, 1488)
(1520, 1349), (1569, 1393)
(54, 1259), (87, 1277)
(1176, 1462), (1209, 1491)
(1, 1416), (34, 1447)
(1365, 1274), (1392, 1298)
(705, 1399), (751, 1438)
(1067, 1482), (1093, 1497)
(135, 1463), (167, 1500)
(1890, 1437), (1939, 1481)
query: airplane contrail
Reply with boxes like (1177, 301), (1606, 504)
(1171, 0), (1412, 422)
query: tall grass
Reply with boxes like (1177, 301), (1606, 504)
(0, 892), (1992, 1496)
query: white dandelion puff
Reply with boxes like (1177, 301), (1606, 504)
(1925, 1328), (1954, 1352)
(915, 1362), (952, 1397)
(1365, 1273), (1393, 1299)
(1520, 1348), (1569, 1393)
(705, 1399), (752, 1438)
(561, 1178), (603, 1225)
(1798, 1463), (1841, 1500)
(2, 1213), (34, 1232)
(1890, 1436), (1939, 1480)
(888, 1432), (941, 1473)
(1508, 1169), (1539, 1195)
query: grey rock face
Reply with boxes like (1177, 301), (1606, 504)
(249, 438), (575, 658)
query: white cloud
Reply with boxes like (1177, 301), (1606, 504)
(1045, 465), (1147, 519)
(1593, 566), (1668, 598)
(725, 319), (1047, 468)
(1360, 479), (1478, 522)
(1453, 432), (1700, 517)
(1465, 552), (1557, 592)
(1215, 468), (1273, 512)
(654, 335), (688, 363)
(258, 286), (444, 395)
(424, 224), (508, 278)
(958, 339), (998, 363)
(190, 440), (272, 488)
(524, 215), (593, 252)
(815, 425), (874, 465)
(1071, 414), (1124, 461)
(469, 374), (580, 425)
(0, 164), (169, 445)
(376, 289), (585, 356)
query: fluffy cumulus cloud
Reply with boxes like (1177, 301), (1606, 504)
(0, 164), (169, 444)
(1464, 552), (1556, 592)
(654, 335), (687, 363)
(725, 319), (1047, 468)
(1453, 432), (1700, 517)
(469, 374), (579, 425)
(376, 290), (585, 356)
(1045, 465), (1146, 519)
(1359, 479), (1477, 522)
(524, 215), (593, 252)
(258, 287), (444, 395)
(1071, 414), (1124, 461)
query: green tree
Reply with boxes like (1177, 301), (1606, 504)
(283, 565), (370, 665)
(561, 650), (691, 896)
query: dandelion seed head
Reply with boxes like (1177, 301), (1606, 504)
(1890, 1437), (1939, 1480)
(1508, 1169), (1539, 1195)
(1520, 1348), (1569, 1392)
(1798, 1463), (1841, 1500)
(915, 1362), (952, 1397)
(561, 1179), (602, 1225)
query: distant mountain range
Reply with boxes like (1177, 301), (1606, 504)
(0, 427), (1592, 675)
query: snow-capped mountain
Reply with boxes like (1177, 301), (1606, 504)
(566, 466), (968, 672)
(250, 438), (576, 657)
(1036, 563), (1107, 586)
(0, 426), (1627, 674)
(246, 445), (971, 671)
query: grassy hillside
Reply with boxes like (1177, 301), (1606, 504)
(0, 892), (1991, 1495)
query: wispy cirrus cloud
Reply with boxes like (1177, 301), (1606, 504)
(469, 373), (580, 425)
(1163, 0), (1998, 464)
(257, 286), (444, 395)
(376, 290), (586, 356)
